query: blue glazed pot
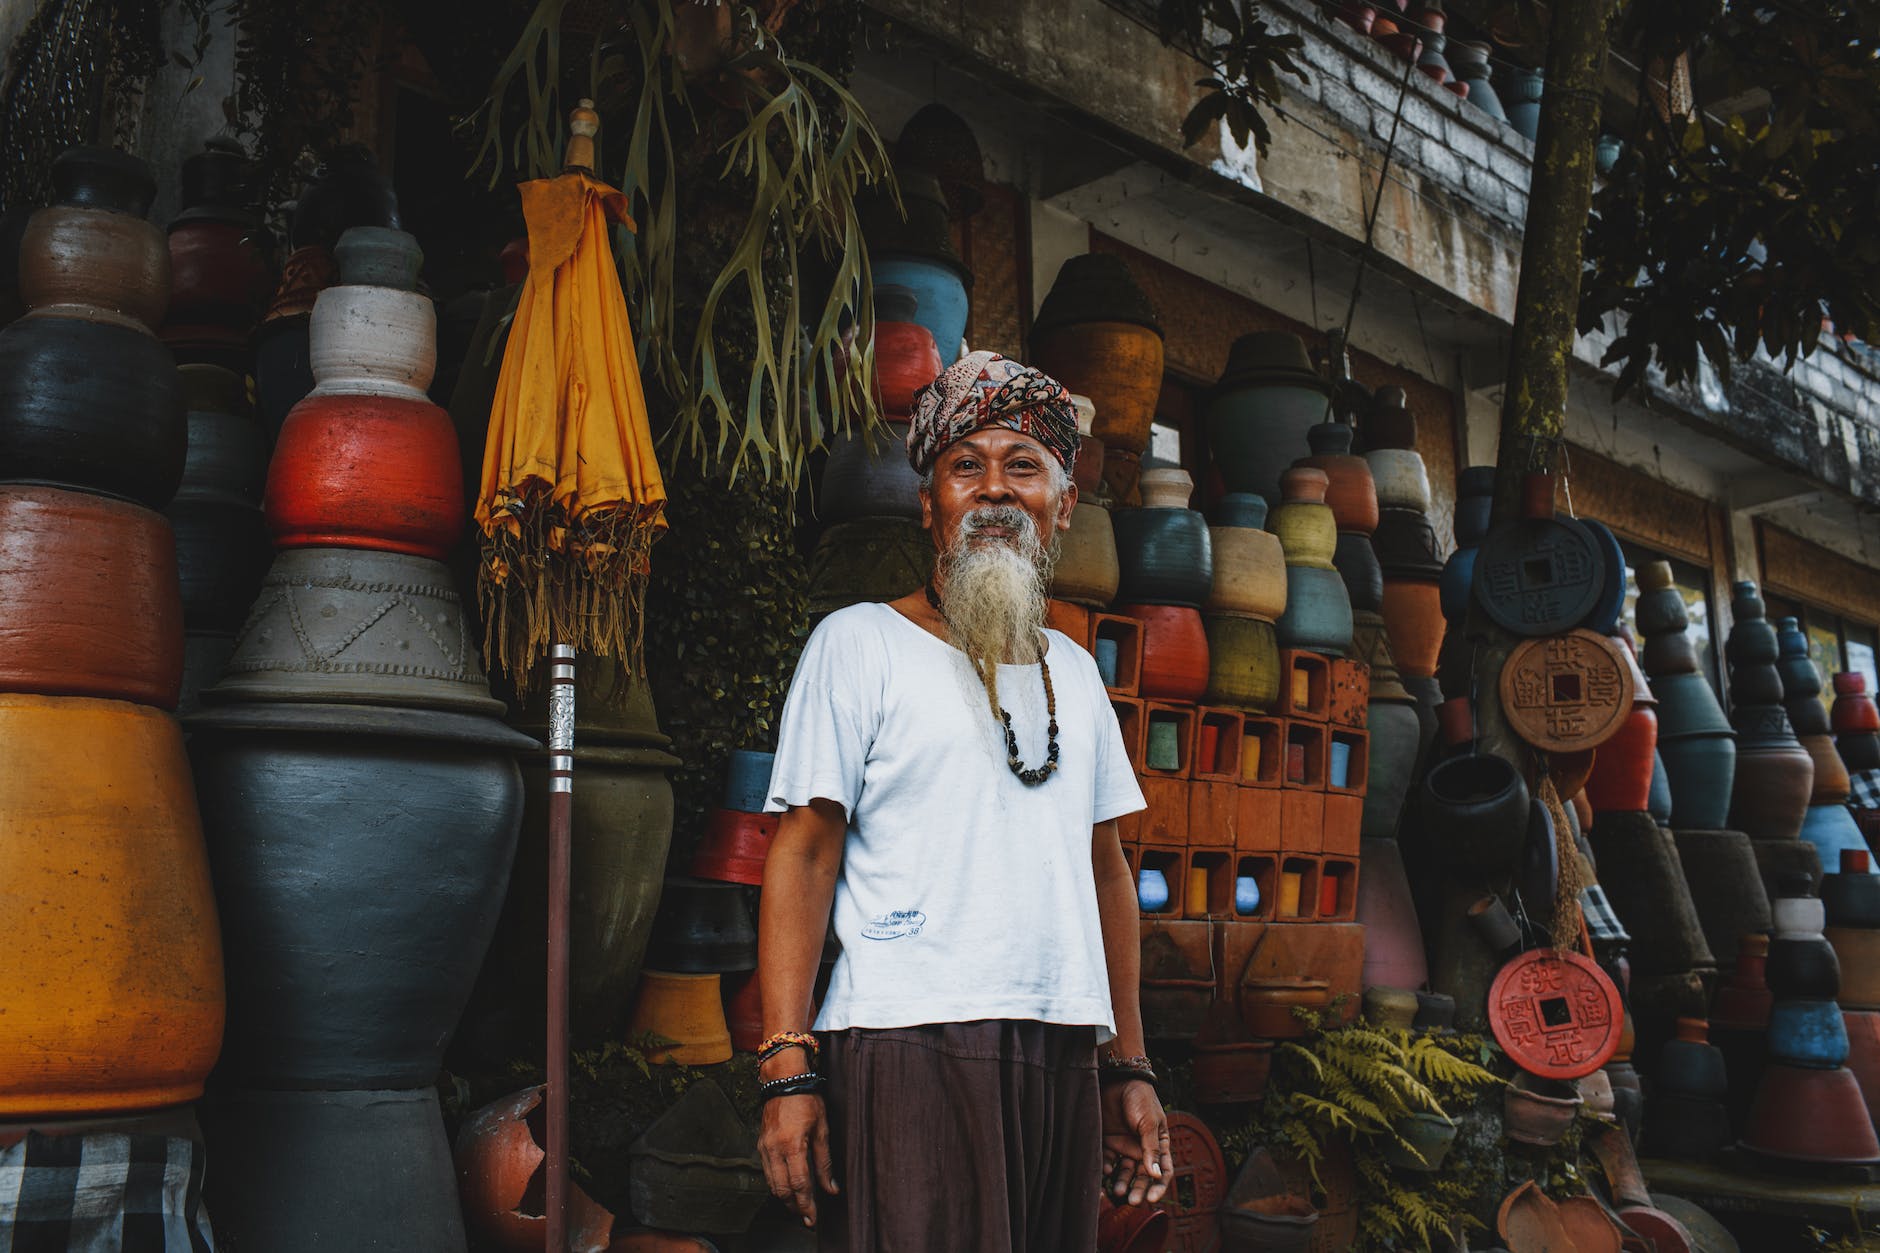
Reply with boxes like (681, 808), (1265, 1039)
(1800, 803), (1877, 879)
(1579, 519), (1626, 635)
(1138, 867), (1171, 912)
(873, 255), (968, 367)
(1654, 672), (1735, 737)
(1439, 546), (1478, 622)
(1276, 565), (1352, 655)
(1204, 384), (1335, 507)
(1656, 731), (1737, 829)
(1215, 493), (1269, 529)
(1649, 750), (1674, 824)
(1095, 637), (1120, 686)
(1766, 998), (1850, 1068)
(722, 749), (775, 814)
(1235, 875), (1261, 915)
(1112, 506), (1213, 607)
(1504, 68), (1544, 141)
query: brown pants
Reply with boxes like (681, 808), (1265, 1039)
(817, 1020), (1102, 1253)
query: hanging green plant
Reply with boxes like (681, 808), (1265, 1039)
(466, 0), (896, 489)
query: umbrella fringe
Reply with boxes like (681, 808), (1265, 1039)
(479, 499), (661, 701)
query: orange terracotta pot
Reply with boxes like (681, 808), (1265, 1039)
(1117, 603), (1210, 703)
(873, 318), (943, 418)
(0, 694), (224, 1116)
(1031, 321), (1165, 455)
(624, 971), (732, 1065)
(1379, 577), (1443, 679)
(265, 391), (465, 558)
(0, 484), (184, 708)
(1584, 705), (1659, 812)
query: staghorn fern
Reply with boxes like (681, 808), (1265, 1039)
(464, 0), (895, 489)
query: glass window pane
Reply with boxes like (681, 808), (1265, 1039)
(1848, 625), (1879, 699)
(1619, 541), (1719, 695)
(1806, 615), (1844, 720)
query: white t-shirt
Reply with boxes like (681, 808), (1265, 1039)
(765, 601), (1146, 1041)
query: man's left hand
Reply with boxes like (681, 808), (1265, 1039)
(1100, 1078), (1172, 1205)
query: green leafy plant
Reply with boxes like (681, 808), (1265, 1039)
(1151, 0), (1311, 154)
(465, 0), (895, 488)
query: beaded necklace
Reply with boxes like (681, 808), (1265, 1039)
(925, 581), (1060, 784)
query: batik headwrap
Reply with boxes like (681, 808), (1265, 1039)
(904, 350), (1080, 476)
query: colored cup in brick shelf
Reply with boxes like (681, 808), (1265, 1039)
(1095, 637), (1119, 686)
(1235, 875), (1261, 915)
(1278, 869), (1304, 917)
(1286, 741), (1306, 784)
(1147, 717), (1181, 771)
(1240, 735), (1262, 781)
(1330, 740), (1352, 788)
(1188, 866), (1210, 914)
(1138, 867), (1171, 912)
(1198, 723), (1221, 775)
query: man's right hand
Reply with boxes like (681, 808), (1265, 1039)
(758, 1090), (838, 1227)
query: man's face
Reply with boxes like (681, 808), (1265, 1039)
(919, 427), (1077, 555)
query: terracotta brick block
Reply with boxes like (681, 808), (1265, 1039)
(1091, 614), (1145, 697)
(1327, 728), (1368, 797)
(1185, 847), (1235, 920)
(1142, 702), (1197, 778)
(1318, 856), (1360, 922)
(1194, 708), (1244, 780)
(1282, 720), (1328, 791)
(1136, 844), (1186, 918)
(1215, 917), (1268, 1002)
(1322, 792), (1363, 858)
(1274, 854), (1320, 922)
(1188, 780), (1237, 847)
(1237, 921), (1365, 1026)
(1141, 916), (1214, 1040)
(1236, 786), (1282, 853)
(1280, 788), (1325, 856)
(1280, 649), (1331, 721)
(1141, 775), (1189, 846)
(1329, 657), (1370, 727)
(1110, 696), (1145, 772)
(1239, 715), (1284, 787)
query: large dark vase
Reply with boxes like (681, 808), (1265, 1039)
(1205, 332), (1334, 507)
(202, 1086), (466, 1253)
(188, 701), (531, 1087)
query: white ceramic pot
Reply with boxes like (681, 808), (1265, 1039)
(308, 285), (437, 400)
(1366, 449), (1432, 513)
(1138, 466), (1195, 510)
(1773, 895), (1826, 938)
(1070, 393), (1096, 437)
(1206, 525), (1287, 620)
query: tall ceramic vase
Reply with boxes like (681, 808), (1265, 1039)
(1029, 254), (1163, 502)
(1727, 582), (1815, 844)
(1204, 332), (1333, 509)
(0, 146), (184, 508)
(163, 139), (273, 369)
(1636, 560), (1736, 829)
(1272, 467), (1352, 655)
(1204, 493), (1286, 709)
(1777, 616), (1875, 874)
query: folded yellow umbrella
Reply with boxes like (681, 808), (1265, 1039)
(477, 102), (667, 692)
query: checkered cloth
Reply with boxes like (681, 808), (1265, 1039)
(0, 1132), (213, 1252)
(1849, 768), (1880, 814)
(1580, 884), (1630, 948)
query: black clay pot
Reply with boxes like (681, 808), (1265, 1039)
(1453, 467), (1496, 545)
(187, 701), (530, 1088)
(644, 876), (758, 973)
(1657, 1031), (1730, 1099)
(1334, 531), (1384, 613)
(1519, 797), (1559, 914)
(290, 148), (400, 251)
(175, 139), (258, 221)
(52, 145), (157, 217)
(1371, 507), (1444, 578)
(1421, 752), (1529, 877)
(0, 315), (185, 507)
(168, 501), (273, 631)
(201, 1087), (466, 1253)
(1767, 935), (1842, 1001)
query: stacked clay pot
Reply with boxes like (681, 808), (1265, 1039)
(810, 287), (945, 621)
(860, 172), (969, 367)
(1588, 809), (1714, 1058)
(1641, 1018), (1732, 1162)
(1271, 467), (1353, 655)
(191, 227), (527, 1253)
(1201, 492), (1285, 708)
(253, 149), (400, 437)
(691, 748), (779, 1052)
(1583, 636), (1658, 813)
(0, 147), (226, 1125)
(1740, 876), (1880, 1166)
(628, 875), (761, 1065)
(1708, 934), (1774, 1135)
(162, 139), (272, 370)
(1778, 617), (1874, 875)
(1636, 559), (1736, 826)
(1029, 253), (1163, 504)
(1826, 850), (1880, 1136)
(1204, 331), (1333, 510)
(1364, 395), (1443, 696)
(1438, 466), (1495, 693)
(1727, 583), (1816, 847)
(1115, 467), (1213, 703)
(1053, 394), (1122, 609)
(456, 659), (680, 1067)
(1833, 671), (1880, 774)
(169, 363), (273, 714)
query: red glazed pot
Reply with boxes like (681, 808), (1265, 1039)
(1379, 577), (1443, 679)
(265, 392), (465, 558)
(167, 218), (272, 337)
(1741, 1062), (1880, 1164)
(873, 318), (942, 419)
(0, 484), (184, 708)
(1833, 672), (1880, 734)
(1116, 603), (1209, 703)
(1584, 705), (1659, 812)
(689, 809), (779, 886)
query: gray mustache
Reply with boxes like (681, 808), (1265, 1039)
(961, 505), (1032, 534)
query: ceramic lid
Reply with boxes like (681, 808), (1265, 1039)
(1032, 253), (1161, 337)
(1213, 331), (1331, 393)
(51, 145), (157, 218)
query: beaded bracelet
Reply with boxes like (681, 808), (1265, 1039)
(758, 1031), (820, 1064)
(758, 1072), (825, 1103)
(1098, 1053), (1161, 1090)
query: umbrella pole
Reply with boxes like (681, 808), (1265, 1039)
(546, 643), (576, 1251)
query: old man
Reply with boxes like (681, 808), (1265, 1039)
(755, 350), (1170, 1251)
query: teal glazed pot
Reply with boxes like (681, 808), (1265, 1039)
(1275, 565), (1352, 655)
(1450, 41), (1505, 120)
(873, 255), (969, 368)
(1334, 532), (1384, 613)
(1111, 504), (1214, 607)
(1439, 545), (1477, 621)
(1658, 730), (1737, 832)
(1801, 804), (1875, 880)
(1649, 751), (1673, 823)
(1767, 999), (1850, 1068)
(1363, 698), (1422, 838)
(1203, 332), (1335, 507)
(1504, 67), (1544, 140)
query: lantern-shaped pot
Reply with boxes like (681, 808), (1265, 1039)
(1297, 422), (1378, 535)
(1119, 603), (1210, 703)
(1053, 501), (1121, 608)
(820, 419), (923, 522)
(1206, 493), (1287, 620)
(164, 139), (272, 363)
(1028, 254), (1164, 457)
(1271, 468), (1351, 655)
(1204, 332), (1334, 507)
(870, 288), (944, 416)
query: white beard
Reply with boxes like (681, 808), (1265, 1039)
(936, 504), (1058, 718)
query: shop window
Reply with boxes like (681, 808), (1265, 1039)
(1618, 541), (1721, 695)
(1765, 598), (1879, 717)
